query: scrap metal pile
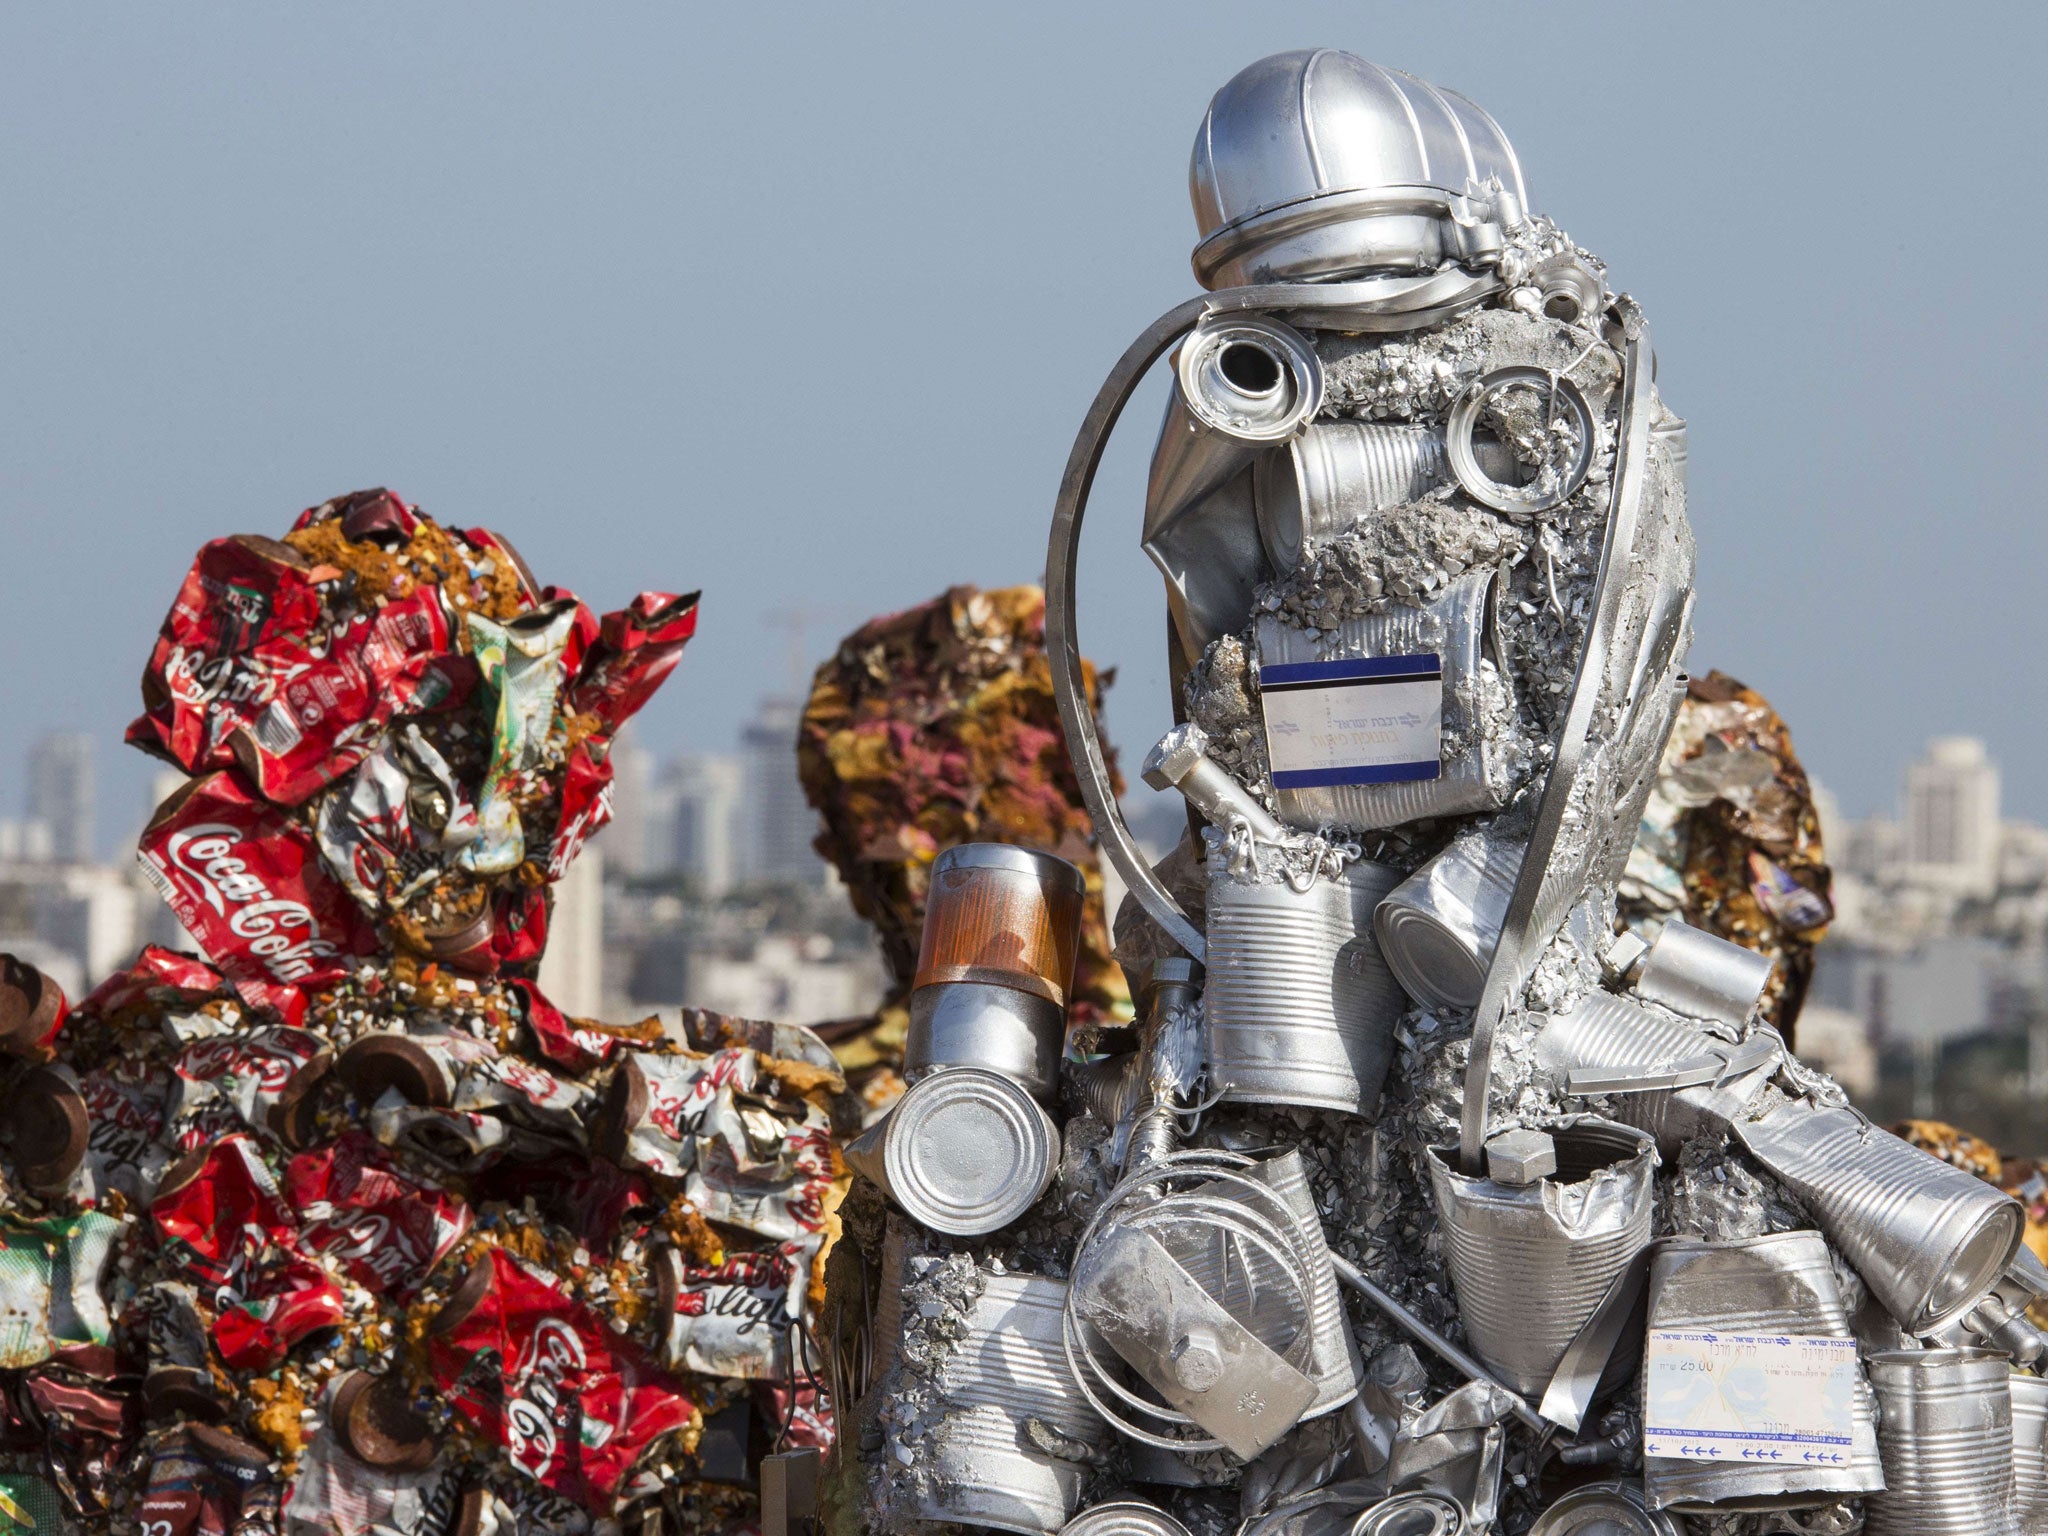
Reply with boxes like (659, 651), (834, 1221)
(0, 491), (840, 1535)
(838, 50), (2048, 1536)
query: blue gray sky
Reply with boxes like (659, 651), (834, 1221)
(6, 3), (2045, 855)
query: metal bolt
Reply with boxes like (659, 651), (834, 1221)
(1484, 1127), (1557, 1186)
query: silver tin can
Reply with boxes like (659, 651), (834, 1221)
(1426, 1118), (1657, 1396)
(1736, 1100), (2024, 1333)
(1060, 1499), (1194, 1536)
(1528, 1481), (1682, 1536)
(1863, 1348), (2016, 1536)
(1350, 1492), (1465, 1535)
(1204, 858), (1408, 1117)
(843, 1066), (1057, 1237)
(1633, 919), (1775, 1028)
(906, 980), (1067, 1103)
(1254, 570), (1511, 833)
(1373, 826), (1523, 1011)
(2012, 1372), (2048, 1536)
(1644, 1231), (1884, 1512)
(1252, 419), (1450, 576)
(916, 1271), (1111, 1535)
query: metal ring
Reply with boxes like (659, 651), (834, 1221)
(1445, 365), (1596, 516)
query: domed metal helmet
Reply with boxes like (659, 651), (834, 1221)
(1190, 49), (1526, 289)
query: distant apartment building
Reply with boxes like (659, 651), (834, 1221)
(670, 753), (745, 895)
(28, 734), (94, 864)
(740, 698), (822, 887)
(1903, 736), (2001, 897)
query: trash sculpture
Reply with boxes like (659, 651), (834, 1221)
(842, 47), (2047, 1536)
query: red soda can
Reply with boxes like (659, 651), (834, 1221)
(287, 1132), (470, 1299)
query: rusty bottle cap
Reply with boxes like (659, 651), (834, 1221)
(143, 1365), (227, 1422)
(267, 1050), (334, 1150)
(338, 1034), (453, 1109)
(3, 1063), (89, 1194)
(0, 955), (63, 1057)
(332, 1370), (438, 1471)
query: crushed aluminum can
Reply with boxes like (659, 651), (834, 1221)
(77, 946), (226, 1020)
(78, 1056), (172, 1203)
(841, 1065), (1056, 1237)
(1203, 856), (1408, 1117)
(0, 954), (67, 1059)
(2011, 1372), (2048, 1536)
(1527, 1481), (1682, 1536)
(909, 1270), (1111, 1534)
(450, 1052), (595, 1140)
(136, 771), (380, 1025)
(2, 1063), (91, 1195)
(427, 1247), (693, 1508)
(1372, 824), (1522, 1012)
(561, 591), (702, 734)
(459, 599), (587, 876)
(1863, 1347), (2016, 1536)
(210, 1255), (346, 1370)
(652, 1244), (801, 1380)
(1631, 918), (1776, 1028)
(1642, 1231), (1884, 1512)
(507, 977), (617, 1074)
(282, 1408), (452, 1536)
(684, 1094), (835, 1249)
(595, 1048), (759, 1177)
(166, 1027), (330, 1149)
(285, 1132), (470, 1299)
(129, 533), (326, 773)
(314, 726), (479, 914)
(138, 1422), (279, 1536)
(1425, 1117), (1657, 1397)
(1070, 1222), (1319, 1460)
(1735, 1098), (2025, 1333)
(907, 844), (1086, 1104)
(225, 589), (454, 806)
(150, 1135), (296, 1294)
(0, 1210), (127, 1366)
(1059, 1499), (1194, 1535)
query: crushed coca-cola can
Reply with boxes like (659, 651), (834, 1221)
(137, 771), (380, 1024)
(286, 1132), (470, 1298)
(428, 1247), (694, 1505)
(596, 1049), (759, 1177)
(653, 1244), (803, 1380)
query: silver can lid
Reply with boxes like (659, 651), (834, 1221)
(884, 1067), (1056, 1236)
(1060, 1500), (1194, 1536)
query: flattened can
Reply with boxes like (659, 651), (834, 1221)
(915, 1272), (1110, 1534)
(1204, 858), (1407, 1117)
(1864, 1348), (2015, 1536)
(1426, 1118), (1657, 1396)
(1736, 1100), (2023, 1332)
(1643, 1231), (1883, 1512)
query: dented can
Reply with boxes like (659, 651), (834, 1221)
(912, 1271), (1110, 1534)
(1863, 1348), (2016, 1536)
(1204, 857), (1407, 1116)
(1426, 1118), (1657, 1397)
(1643, 1232), (1883, 1512)
(1735, 1099), (2024, 1333)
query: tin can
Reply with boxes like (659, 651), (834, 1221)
(907, 845), (1085, 1103)
(1204, 858), (1407, 1116)
(1373, 827), (1522, 1011)
(1426, 1118), (1657, 1396)
(1254, 570), (1512, 832)
(1528, 1481), (1682, 1536)
(1350, 1493), (1465, 1535)
(913, 1271), (1110, 1535)
(1061, 1500), (1195, 1535)
(1643, 1231), (1883, 1511)
(2011, 1372), (2048, 1536)
(1252, 420), (1450, 576)
(842, 1066), (1056, 1237)
(1736, 1100), (2024, 1332)
(1633, 919), (1775, 1027)
(286, 1132), (471, 1299)
(1864, 1348), (2016, 1536)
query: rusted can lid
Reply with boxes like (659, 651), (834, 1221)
(267, 1050), (334, 1150)
(4, 1064), (89, 1194)
(428, 1258), (493, 1338)
(0, 955), (62, 1057)
(338, 1034), (453, 1109)
(143, 1365), (226, 1422)
(332, 1370), (438, 1471)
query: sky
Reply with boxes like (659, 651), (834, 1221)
(5, 2), (2046, 857)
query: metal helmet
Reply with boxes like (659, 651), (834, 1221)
(1189, 49), (1526, 289)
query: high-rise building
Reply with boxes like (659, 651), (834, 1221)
(1903, 737), (2000, 897)
(670, 753), (744, 895)
(739, 698), (821, 887)
(28, 734), (94, 864)
(601, 734), (653, 877)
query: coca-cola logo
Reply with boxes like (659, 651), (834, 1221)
(162, 644), (306, 710)
(165, 823), (340, 984)
(299, 1210), (425, 1292)
(505, 1317), (590, 1476)
(176, 1034), (308, 1093)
